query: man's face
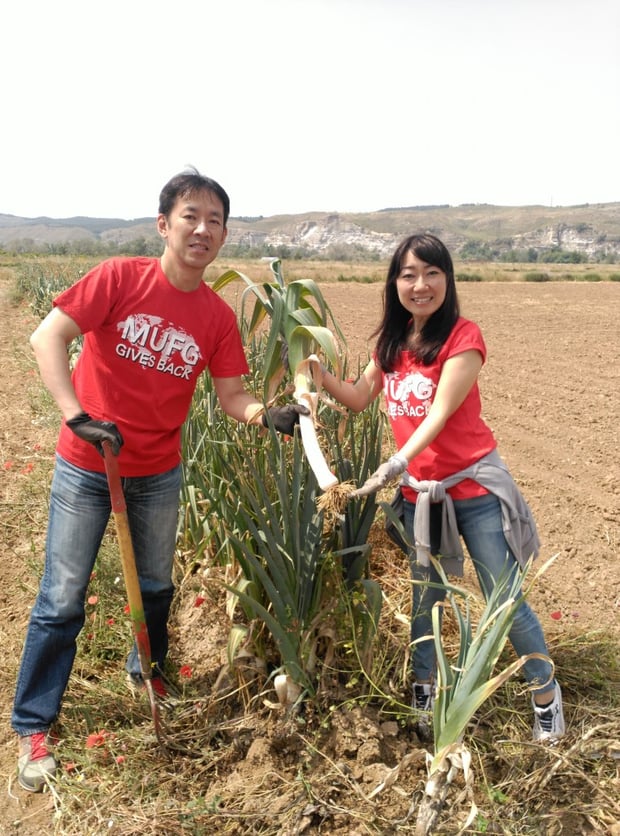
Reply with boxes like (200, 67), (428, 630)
(158, 189), (228, 274)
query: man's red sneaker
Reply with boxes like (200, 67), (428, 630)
(17, 732), (57, 792)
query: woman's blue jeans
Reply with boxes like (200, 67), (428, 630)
(12, 454), (181, 736)
(404, 493), (555, 696)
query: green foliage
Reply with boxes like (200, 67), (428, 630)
(12, 257), (94, 363)
(336, 273), (380, 283)
(223, 242), (320, 260)
(498, 247), (539, 263)
(575, 272), (602, 282)
(456, 272), (483, 282)
(212, 258), (346, 400)
(381, 501), (556, 771)
(426, 557), (553, 767)
(524, 271), (550, 282)
(179, 372), (249, 563)
(13, 258), (95, 316)
(539, 248), (587, 263)
(215, 431), (330, 693)
(320, 370), (387, 562)
(181, 389), (383, 692)
(180, 293), (385, 693)
(458, 240), (499, 261)
(5, 236), (162, 258)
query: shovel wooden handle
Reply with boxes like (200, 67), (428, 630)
(102, 443), (152, 682)
(102, 443), (166, 748)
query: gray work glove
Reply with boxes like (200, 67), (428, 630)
(262, 404), (310, 435)
(352, 454), (408, 498)
(66, 412), (124, 456)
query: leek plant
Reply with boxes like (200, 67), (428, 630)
(180, 263), (387, 703)
(212, 258), (345, 401)
(317, 377), (387, 676)
(182, 398), (383, 702)
(212, 258), (347, 490)
(414, 555), (557, 835)
(381, 500), (557, 833)
(214, 427), (330, 696)
(179, 333), (276, 568)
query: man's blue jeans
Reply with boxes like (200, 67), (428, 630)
(404, 493), (555, 696)
(12, 454), (181, 735)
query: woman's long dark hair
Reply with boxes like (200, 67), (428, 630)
(374, 233), (460, 371)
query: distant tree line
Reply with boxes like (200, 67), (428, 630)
(221, 242), (384, 261)
(0, 239), (384, 262)
(0, 236), (164, 257)
(1, 237), (617, 264)
(458, 239), (617, 264)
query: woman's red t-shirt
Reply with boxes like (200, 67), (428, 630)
(382, 317), (497, 501)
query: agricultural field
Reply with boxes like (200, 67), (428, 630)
(0, 256), (618, 835)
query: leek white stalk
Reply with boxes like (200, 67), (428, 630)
(294, 359), (338, 491)
(274, 672), (302, 708)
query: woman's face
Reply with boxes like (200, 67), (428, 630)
(395, 250), (447, 330)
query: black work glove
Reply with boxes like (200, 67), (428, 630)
(261, 404), (310, 435)
(66, 412), (124, 456)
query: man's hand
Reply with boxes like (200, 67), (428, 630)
(262, 404), (311, 435)
(66, 412), (124, 456)
(352, 454), (408, 498)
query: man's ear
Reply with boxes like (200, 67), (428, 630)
(156, 214), (168, 239)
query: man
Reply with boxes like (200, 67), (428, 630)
(12, 169), (307, 791)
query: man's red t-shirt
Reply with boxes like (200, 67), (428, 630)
(54, 257), (249, 476)
(382, 317), (497, 501)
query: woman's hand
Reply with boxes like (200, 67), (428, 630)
(352, 454), (408, 497)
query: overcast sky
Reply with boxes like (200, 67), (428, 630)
(3, 0), (618, 220)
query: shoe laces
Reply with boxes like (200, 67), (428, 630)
(29, 733), (50, 762)
(414, 684), (432, 711)
(537, 705), (555, 733)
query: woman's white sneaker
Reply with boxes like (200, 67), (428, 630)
(532, 684), (565, 743)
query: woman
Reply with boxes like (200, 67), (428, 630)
(316, 233), (564, 743)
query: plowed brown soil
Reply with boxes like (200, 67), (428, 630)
(1, 277), (618, 834)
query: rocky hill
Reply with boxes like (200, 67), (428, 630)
(1, 202), (619, 261)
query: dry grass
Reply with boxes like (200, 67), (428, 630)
(3, 264), (619, 835)
(15, 531), (618, 836)
(203, 258), (620, 286)
(3, 418), (618, 834)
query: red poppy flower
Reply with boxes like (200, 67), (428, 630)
(550, 610), (562, 620)
(179, 665), (193, 679)
(86, 731), (108, 748)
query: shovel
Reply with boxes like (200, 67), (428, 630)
(102, 442), (165, 747)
